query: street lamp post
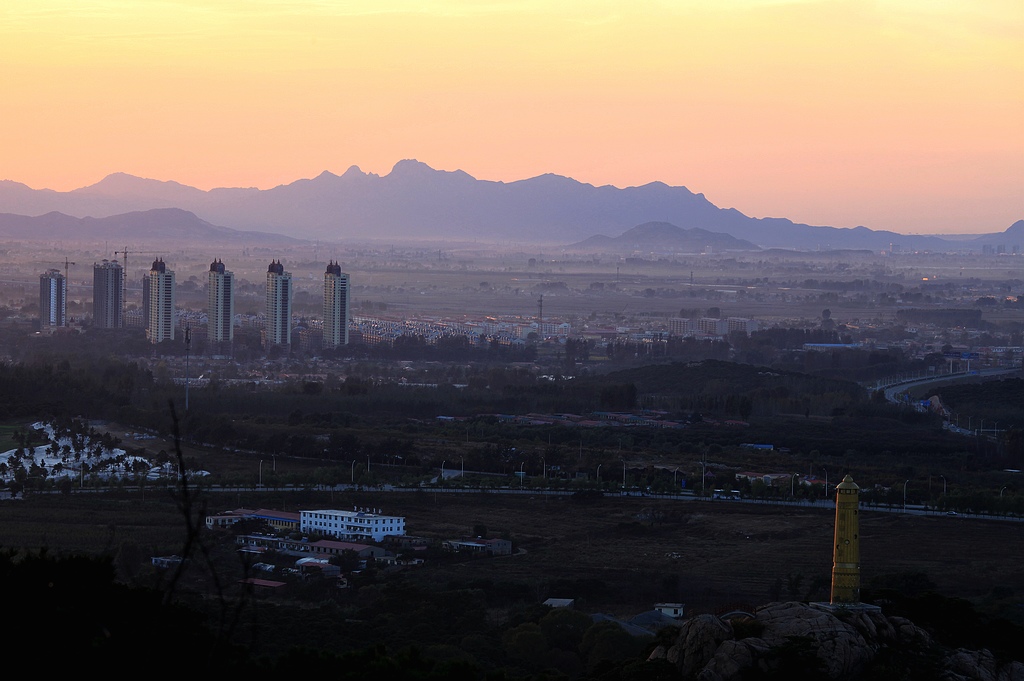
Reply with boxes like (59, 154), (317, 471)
(519, 461), (525, 487)
(1000, 486), (1007, 498)
(596, 464), (602, 484)
(903, 479), (909, 512)
(259, 459), (264, 488)
(940, 475), (946, 497)
(441, 460), (446, 483)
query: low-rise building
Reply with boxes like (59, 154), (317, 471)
(300, 508), (406, 542)
(309, 540), (385, 560)
(443, 537), (513, 556)
(205, 508), (300, 532)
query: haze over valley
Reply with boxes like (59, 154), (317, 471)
(3, 1), (1023, 678)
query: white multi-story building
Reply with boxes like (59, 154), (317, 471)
(322, 260), (350, 349)
(207, 258), (234, 345)
(697, 317), (729, 336)
(145, 258), (176, 343)
(727, 317), (760, 334)
(39, 269), (66, 328)
(265, 260), (292, 349)
(300, 508), (406, 542)
(668, 317), (695, 336)
(93, 260), (123, 329)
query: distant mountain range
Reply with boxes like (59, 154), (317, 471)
(0, 161), (1020, 251)
(0, 208), (299, 245)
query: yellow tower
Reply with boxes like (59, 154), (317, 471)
(830, 474), (861, 604)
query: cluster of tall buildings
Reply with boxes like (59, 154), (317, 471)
(41, 258), (350, 353)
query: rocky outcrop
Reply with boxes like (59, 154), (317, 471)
(658, 614), (734, 678)
(943, 649), (1024, 681)
(649, 601), (1019, 680)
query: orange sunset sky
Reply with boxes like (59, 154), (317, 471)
(2, 1), (1021, 234)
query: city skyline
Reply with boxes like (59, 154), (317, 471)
(2, 1), (1020, 236)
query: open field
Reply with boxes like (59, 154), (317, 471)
(4, 488), (1021, 620)
(363, 492), (1024, 616)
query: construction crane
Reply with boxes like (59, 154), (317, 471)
(45, 257), (75, 282)
(113, 247), (162, 320)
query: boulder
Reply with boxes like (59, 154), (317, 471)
(665, 613), (734, 678)
(943, 649), (1024, 681)
(755, 602), (875, 678)
(697, 637), (770, 681)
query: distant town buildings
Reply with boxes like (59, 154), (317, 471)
(144, 258), (175, 343)
(92, 260), (123, 329)
(668, 316), (758, 337)
(207, 258), (234, 347)
(322, 260), (350, 349)
(264, 260), (292, 350)
(39, 269), (66, 328)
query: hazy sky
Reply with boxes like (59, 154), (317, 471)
(2, 1), (1021, 234)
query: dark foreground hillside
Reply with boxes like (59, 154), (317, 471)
(6, 546), (1022, 680)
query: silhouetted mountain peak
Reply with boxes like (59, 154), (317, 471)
(341, 165), (369, 179)
(0, 179), (35, 190)
(388, 159), (475, 182)
(567, 220), (758, 252)
(82, 172), (195, 196)
(622, 221), (687, 239)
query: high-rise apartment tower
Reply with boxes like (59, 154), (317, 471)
(265, 260), (292, 349)
(207, 258), (234, 346)
(39, 269), (67, 328)
(323, 260), (350, 349)
(93, 260), (123, 329)
(145, 258), (176, 343)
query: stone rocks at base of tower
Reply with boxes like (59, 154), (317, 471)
(650, 601), (1022, 680)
